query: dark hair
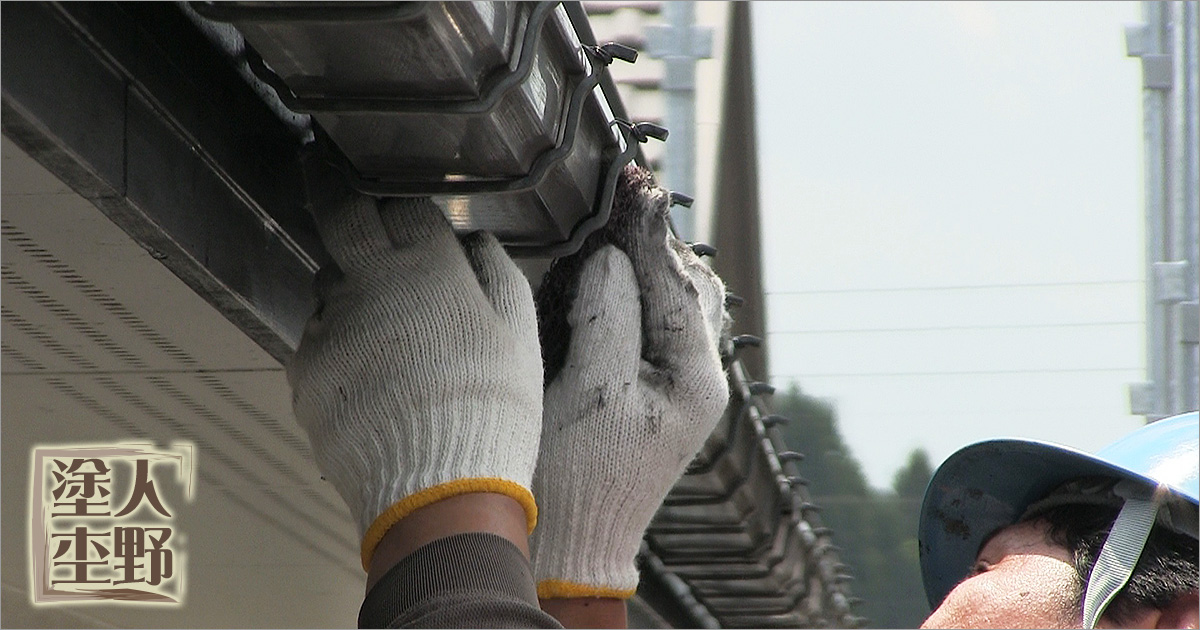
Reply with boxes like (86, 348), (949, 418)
(1035, 504), (1198, 626)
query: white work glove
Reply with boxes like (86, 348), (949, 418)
(530, 168), (730, 598)
(286, 161), (543, 571)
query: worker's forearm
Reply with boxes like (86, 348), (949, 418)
(360, 527), (560, 629)
(366, 492), (530, 593)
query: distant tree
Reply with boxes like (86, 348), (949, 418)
(771, 384), (932, 628)
(770, 383), (869, 498)
(885, 447), (935, 623)
(893, 448), (933, 498)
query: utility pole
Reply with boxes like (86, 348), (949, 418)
(646, 2), (712, 242)
(1126, 1), (1200, 420)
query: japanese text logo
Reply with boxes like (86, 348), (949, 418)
(29, 443), (195, 604)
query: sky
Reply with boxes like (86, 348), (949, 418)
(750, 1), (1150, 490)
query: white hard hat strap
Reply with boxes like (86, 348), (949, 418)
(1081, 496), (1160, 629)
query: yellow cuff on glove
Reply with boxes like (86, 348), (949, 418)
(536, 578), (637, 600)
(360, 478), (538, 571)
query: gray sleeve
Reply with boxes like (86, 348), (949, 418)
(359, 532), (564, 629)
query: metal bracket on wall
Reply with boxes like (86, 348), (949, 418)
(1153, 260), (1189, 303)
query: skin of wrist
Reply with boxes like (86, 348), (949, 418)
(539, 597), (628, 629)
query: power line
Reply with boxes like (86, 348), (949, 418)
(768, 321), (1142, 335)
(766, 280), (1141, 296)
(771, 367), (1143, 379)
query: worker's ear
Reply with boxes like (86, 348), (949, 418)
(1153, 591), (1198, 629)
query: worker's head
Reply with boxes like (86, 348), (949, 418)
(918, 412), (1198, 629)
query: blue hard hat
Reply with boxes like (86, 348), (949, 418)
(918, 411), (1199, 609)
